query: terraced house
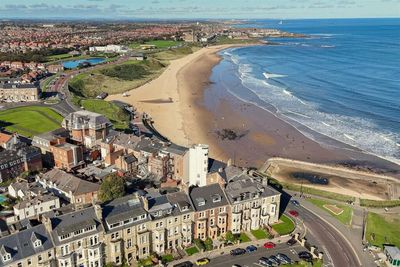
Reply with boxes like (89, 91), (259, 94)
(224, 166), (281, 234)
(0, 167), (281, 266)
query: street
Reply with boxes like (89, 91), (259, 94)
(204, 243), (304, 267)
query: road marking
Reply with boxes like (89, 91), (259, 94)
(300, 204), (363, 266)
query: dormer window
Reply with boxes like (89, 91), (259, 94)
(0, 245), (12, 262)
(181, 205), (189, 211)
(212, 194), (221, 203)
(2, 253), (11, 262)
(196, 198), (205, 206)
(34, 240), (42, 248)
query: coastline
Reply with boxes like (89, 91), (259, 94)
(108, 43), (400, 178)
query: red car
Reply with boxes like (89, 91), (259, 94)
(289, 210), (299, 217)
(263, 242), (276, 249)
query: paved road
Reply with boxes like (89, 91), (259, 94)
(204, 243), (304, 267)
(287, 201), (362, 267)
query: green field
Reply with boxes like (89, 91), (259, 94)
(272, 214), (296, 235)
(360, 199), (400, 208)
(80, 99), (130, 130)
(308, 198), (353, 225)
(69, 59), (165, 98)
(0, 106), (63, 137)
(129, 40), (183, 49)
(366, 212), (400, 248)
(153, 46), (199, 61)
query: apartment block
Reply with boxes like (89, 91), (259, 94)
(189, 183), (230, 240)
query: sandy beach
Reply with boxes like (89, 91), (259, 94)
(108, 43), (400, 178)
(107, 45), (241, 160)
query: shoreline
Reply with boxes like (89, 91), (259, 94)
(107, 43), (400, 178)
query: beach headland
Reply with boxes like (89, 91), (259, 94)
(107, 42), (400, 179)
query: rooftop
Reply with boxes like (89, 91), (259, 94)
(189, 183), (229, 212)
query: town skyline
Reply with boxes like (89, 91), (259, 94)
(0, 0), (399, 19)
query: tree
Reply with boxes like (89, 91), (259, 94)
(225, 231), (238, 244)
(204, 237), (213, 251)
(99, 174), (126, 203)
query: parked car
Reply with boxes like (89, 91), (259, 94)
(258, 257), (273, 266)
(287, 238), (297, 246)
(269, 255), (281, 265)
(196, 258), (210, 266)
(232, 265), (241, 267)
(246, 245), (258, 253)
(276, 253), (293, 264)
(174, 261), (193, 267)
(298, 251), (313, 261)
(263, 242), (276, 249)
(289, 210), (299, 217)
(290, 199), (300, 206)
(230, 248), (246, 256)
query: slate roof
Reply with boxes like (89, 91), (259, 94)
(0, 224), (54, 267)
(189, 183), (229, 212)
(167, 191), (194, 215)
(102, 195), (149, 233)
(40, 169), (99, 196)
(50, 207), (102, 245)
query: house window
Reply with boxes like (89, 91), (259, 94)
(38, 255), (42, 262)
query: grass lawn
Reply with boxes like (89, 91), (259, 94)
(366, 212), (400, 248)
(129, 40), (183, 49)
(185, 246), (199, 256)
(272, 214), (296, 235)
(281, 181), (355, 202)
(239, 233), (251, 243)
(360, 199), (400, 208)
(69, 59), (165, 98)
(251, 229), (270, 240)
(161, 254), (174, 263)
(308, 198), (353, 225)
(80, 99), (130, 130)
(0, 106), (63, 137)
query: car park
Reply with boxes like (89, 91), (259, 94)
(230, 248), (246, 256)
(195, 258), (210, 265)
(246, 245), (258, 252)
(263, 242), (276, 249)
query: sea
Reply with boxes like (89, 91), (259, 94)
(217, 18), (400, 164)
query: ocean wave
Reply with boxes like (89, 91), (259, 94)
(263, 72), (287, 79)
(321, 45), (335, 48)
(224, 51), (400, 162)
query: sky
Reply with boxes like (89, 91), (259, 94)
(0, 0), (399, 20)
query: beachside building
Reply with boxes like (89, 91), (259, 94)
(62, 111), (112, 148)
(50, 142), (83, 171)
(184, 144), (209, 187)
(224, 166), (281, 233)
(102, 195), (151, 265)
(189, 183), (230, 240)
(89, 45), (128, 54)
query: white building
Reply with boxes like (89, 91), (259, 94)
(89, 45), (128, 54)
(13, 194), (60, 220)
(184, 144), (209, 187)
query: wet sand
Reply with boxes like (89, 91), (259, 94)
(109, 44), (400, 177)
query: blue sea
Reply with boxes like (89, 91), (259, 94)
(220, 18), (400, 163)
